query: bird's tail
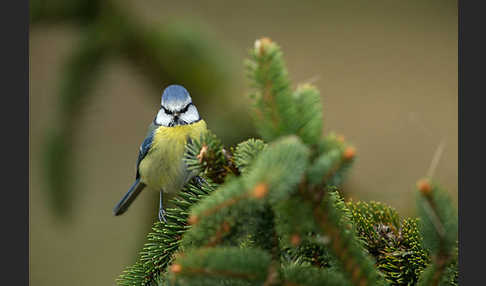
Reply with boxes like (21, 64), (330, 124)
(113, 178), (146, 216)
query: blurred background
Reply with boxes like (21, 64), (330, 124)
(29, 0), (457, 285)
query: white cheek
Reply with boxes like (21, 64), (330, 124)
(155, 110), (172, 126)
(179, 105), (200, 123)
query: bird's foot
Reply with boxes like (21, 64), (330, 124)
(193, 175), (208, 188)
(158, 208), (167, 223)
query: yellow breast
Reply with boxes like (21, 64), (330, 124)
(138, 120), (207, 193)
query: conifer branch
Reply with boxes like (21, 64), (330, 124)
(416, 179), (458, 286)
(117, 180), (216, 286)
(168, 247), (272, 285)
(233, 138), (267, 174)
(247, 38), (293, 140)
(182, 136), (309, 248)
(346, 201), (429, 285)
(116, 37), (458, 286)
(311, 191), (383, 286)
(291, 83), (324, 146)
(185, 132), (239, 183)
(281, 264), (351, 286)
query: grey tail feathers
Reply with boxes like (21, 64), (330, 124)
(113, 178), (146, 216)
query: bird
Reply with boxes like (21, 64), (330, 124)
(113, 84), (208, 222)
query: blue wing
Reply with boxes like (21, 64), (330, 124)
(135, 123), (157, 179)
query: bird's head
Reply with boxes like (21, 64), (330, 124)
(154, 85), (201, 127)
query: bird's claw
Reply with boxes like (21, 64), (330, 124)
(193, 175), (207, 188)
(158, 208), (167, 223)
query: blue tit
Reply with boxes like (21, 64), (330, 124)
(113, 84), (208, 222)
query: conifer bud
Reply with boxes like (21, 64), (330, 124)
(252, 182), (269, 199)
(188, 215), (199, 225)
(290, 234), (301, 246)
(417, 178), (432, 196)
(254, 37), (272, 55)
(197, 145), (209, 163)
(343, 146), (356, 160)
(170, 264), (182, 273)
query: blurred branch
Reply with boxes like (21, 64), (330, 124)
(30, 0), (101, 25)
(416, 179), (458, 286)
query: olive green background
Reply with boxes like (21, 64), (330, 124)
(30, 1), (457, 285)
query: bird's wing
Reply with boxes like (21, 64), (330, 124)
(135, 123), (157, 179)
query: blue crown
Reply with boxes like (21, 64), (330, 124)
(161, 85), (192, 107)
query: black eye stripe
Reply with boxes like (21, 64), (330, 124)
(161, 102), (192, 115)
(161, 106), (172, 115)
(180, 103), (193, 113)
